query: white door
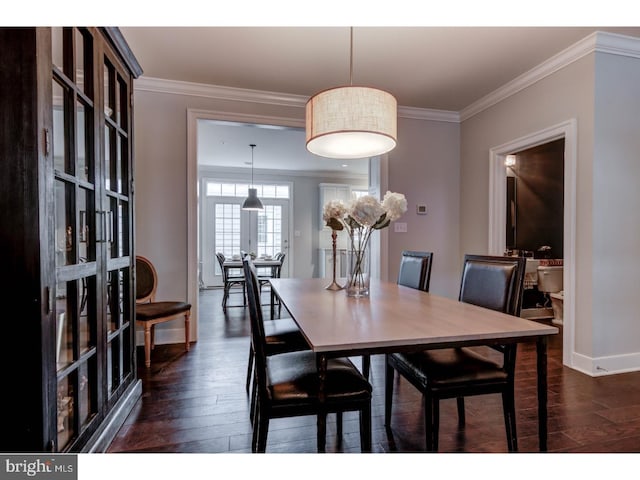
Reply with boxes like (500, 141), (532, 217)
(201, 196), (289, 287)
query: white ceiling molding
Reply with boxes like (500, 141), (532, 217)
(461, 31), (640, 122)
(134, 76), (307, 108)
(398, 105), (459, 123)
(134, 76), (459, 123)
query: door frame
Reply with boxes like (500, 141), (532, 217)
(187, 108), (385, 341)
(488, 118), (577, 367)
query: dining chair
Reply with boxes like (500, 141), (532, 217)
(244, 251), (308, 399)
(361, 250), (433, 379)
(243, 257), (372, 453)
(384, 254), (526, 451)
(216, 252), (246, 313)
(135, 255), (192, 368)
(258, 252), (286, 314)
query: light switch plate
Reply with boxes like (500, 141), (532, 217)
(416, 204), (427, 215)
(394, 222), (407, 233)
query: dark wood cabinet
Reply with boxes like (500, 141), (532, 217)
(1, 27), (142, 452)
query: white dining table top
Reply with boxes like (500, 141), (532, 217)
(269, 278), (559, 354)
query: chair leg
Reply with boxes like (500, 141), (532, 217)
(384, 357), (394, 426)
(425, 394), (439, 452)
(317, 411), (327, 453)
(184, 311), (191, 352)
(249, 373), (258, 426)
(222, 283), (229, 313)
(360, 403), (372, 453)
(456, 397), (465, 427)
(143, 324), (152, 368)
(502, 390), (518, 452)
(362, 354), (371, 379)
(254, 404), (269, 453)
(336, 411), (343, 439)
(246, 345), (254, 393)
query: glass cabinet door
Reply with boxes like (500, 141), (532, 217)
(52, 27), (99, 451)
(102, 45), (134, 403)
(51, 27), (135, 452)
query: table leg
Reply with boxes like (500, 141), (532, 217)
(536, 336), (548, 451)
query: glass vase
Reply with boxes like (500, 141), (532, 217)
(346, 247), (370, 297)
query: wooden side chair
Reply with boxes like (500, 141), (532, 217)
(362, 250), (433, 379)
(135, 255), (192, 368)
(385, 254), (526, 451)
(243, 257), (372, 453)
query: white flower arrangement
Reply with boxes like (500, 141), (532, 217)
(323, 191), (407, 296)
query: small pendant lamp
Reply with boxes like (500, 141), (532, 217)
(305, 27), (397, 159)
(242, 144), (263, 211)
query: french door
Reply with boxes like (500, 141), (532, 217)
(201, 196), (289, 287)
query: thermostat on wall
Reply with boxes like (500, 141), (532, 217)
(416, 205), (427, 215)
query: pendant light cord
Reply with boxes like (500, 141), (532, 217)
(250, 143), (256, 186)
(349, 26), (353, 86)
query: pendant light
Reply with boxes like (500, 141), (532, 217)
(242, 144), (263, 211)
(305, 27), (397, 160)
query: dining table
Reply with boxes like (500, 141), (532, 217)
(223, 257), (283, 311)
(268, 277), (559, 451)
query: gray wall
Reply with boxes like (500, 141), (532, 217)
(592, 52), (640, 359)
(133, 86), (462, 345)
(461, 46), (640, 373)
(461, 53), (597, 363)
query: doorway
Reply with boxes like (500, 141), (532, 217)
(488, 119), (577, 367)
(186, 109), (382, 343)
(201, 184), (290, 287)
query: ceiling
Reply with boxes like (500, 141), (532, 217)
(120, 26), (640, 174)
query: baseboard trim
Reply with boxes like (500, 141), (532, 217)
(570, 351), (640, 377)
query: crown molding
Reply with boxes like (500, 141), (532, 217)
(134, 76), (459, 123)
(134, 31), (640, 126)
(460, 31), (640, 122)
(398, 105), (460, 123)
(134, 76), (308, 108)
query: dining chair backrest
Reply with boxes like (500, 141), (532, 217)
(215, 253), (227, 280)
(272, 252), (286, 278)
(136, 255), (158, 302)
(458, 254), (526, 317)
(397, 250), (433, 292)
(243, 258), (268, 395)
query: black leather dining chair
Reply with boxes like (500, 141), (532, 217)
(362, 250), (433, 379)
(398, 250), (433, 291)
(243, 257), (372, 453)
(384, 254), (526, 451)
(244, 251), (303, 396)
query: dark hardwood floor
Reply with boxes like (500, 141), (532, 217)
(108, 288), (640, 453)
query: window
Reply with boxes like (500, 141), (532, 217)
(206, 182), (289, 199)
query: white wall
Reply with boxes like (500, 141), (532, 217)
(592, 52), (640, 362)
(133, 85), (462, 343)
